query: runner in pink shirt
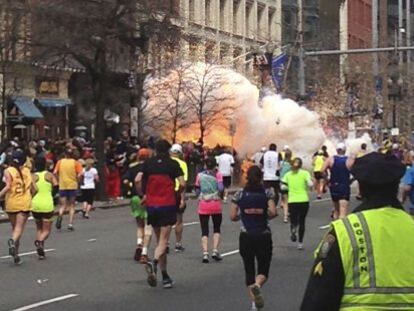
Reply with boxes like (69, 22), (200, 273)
(195, 157), (224, 263)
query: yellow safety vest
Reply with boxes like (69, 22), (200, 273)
(332, 207), (414, 310)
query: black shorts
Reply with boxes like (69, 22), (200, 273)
(314, 172), (324, 180)
(147, 207), (177, 227)
(331, 194), (350, 202)
(32, 211), (54, 220)
(81, 189), (95, 205)
(223, 176), (232, 188)
(175, 192), (186, 215)
(264, 180), (280, 193)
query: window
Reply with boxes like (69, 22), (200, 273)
(257, 4), (265, 39)
(246, 1), (253, 37)
(268, 8), (276, 40)
(233, 0), (241, 34)
(220, 0), (226, 31)
(205, 0), (212, 26)
(189, 0), (195, 21)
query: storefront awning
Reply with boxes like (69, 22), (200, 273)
(37, 98), (72, 108)
(13, 97), (44, 119)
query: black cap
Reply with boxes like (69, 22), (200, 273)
(351, 152), (406, 185)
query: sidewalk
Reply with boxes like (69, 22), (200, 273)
(0, 188), (239, 224)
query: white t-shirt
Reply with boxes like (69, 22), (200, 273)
(252, 152), (264, 167)
(216, 153), (235, 177)
(263, 151), (279, 181)
(81, 167), (98, 189)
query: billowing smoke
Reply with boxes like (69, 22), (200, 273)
(145, 63), (332, 158)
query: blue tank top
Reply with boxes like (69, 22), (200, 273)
(237, 189), (269, 234)
(330, 156), (350, 192)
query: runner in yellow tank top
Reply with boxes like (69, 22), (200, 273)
(53, 148), (83, 231)
(32, 156), (58, 259)
(0, 150), (36, 265)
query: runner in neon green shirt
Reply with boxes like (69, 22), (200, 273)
(170, 144), (188, 252)
(281, 158), (313, 250)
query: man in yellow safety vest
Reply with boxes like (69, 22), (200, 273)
(301, 152), (414, 310)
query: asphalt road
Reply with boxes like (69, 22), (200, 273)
(0, 195), (358, 311)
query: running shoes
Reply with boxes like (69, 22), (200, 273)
(145, 261), (157, 287)
(134, 246), (143, 262)
(56, 216), (62, 229)
(202, 253), (209, 263)
(162, 277), (174, 289)
(35, 240), (45, 259)
(250, 285), (264, 309)
(174, 244), (185, 253)
(212, 251), (223, 261)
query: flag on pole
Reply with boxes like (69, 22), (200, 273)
(271, 53), (288, 92)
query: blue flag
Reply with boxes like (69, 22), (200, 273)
(271, 53), (288, 92)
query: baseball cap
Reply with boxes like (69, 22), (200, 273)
(261, 147), (266, 152)
(170, 144), (183, 154)
(392, 143), (399, 150)
(12, 150), (26, 166)
(283, 145), (290, 151)
(336, 143), (346, 151)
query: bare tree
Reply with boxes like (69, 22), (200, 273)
(0, 0), (28, 140)
(146, 63), (194, 143)
(30, 0), (182, 198)
(184, 63), (237, 146)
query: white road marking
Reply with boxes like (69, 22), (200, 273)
(1, 249), (55, 259)
(172, 221), (199, 229)
(10, 294), (79, 311)
(183, 221), (199, 227)
(221, 250), (239, 257)
(318, 224), (331, 230)
(312, 198), (331, 203)
(87, 238), (97, 242)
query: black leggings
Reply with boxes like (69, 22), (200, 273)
(199, 214), (222, 237)
(288, 202), (310, 243)
(239, 232), (273, 286)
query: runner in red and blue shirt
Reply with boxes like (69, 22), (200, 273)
(136, 140), (185, 289)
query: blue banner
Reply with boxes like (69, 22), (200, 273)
(271, 53), (288, 92)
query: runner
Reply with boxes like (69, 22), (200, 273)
(170, 144), (188, 253)
(80, 158), (99, 219)
(54, 148), (83, 231)
(136, 140), (185, 289)
(216, 148), (235, 203)
(281, 158), (313, 250)
(322, 143), (354, 219)
(195, 157), (224, 263)
(402, 151), (414, 216)
(312, 150), (326, 200)
(31, 156), (58, 260)
(128, 148), (152, 263)
(0, 150), (35, 265)
(230, 166), (277, 310)
(261, 143), (280, 205)
(279, 150), (292, 223)
(251, 147), (266, 169)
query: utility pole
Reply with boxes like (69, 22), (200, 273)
(399, 0), (404, 67)
(407, 0), (412, 131)
(297, 0), (306, 100)
(372, 0), (379, 77)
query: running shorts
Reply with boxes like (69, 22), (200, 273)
(147, 206), (177, 227)
(175, 192), (186, 215)
(32, 211), (54, 221)
(59, 190), (77, 199)
(314, 172), (324, 180)
(81, 189), (95, 205)
(131, 196), (147, 219)
(223, 176), (232, 188)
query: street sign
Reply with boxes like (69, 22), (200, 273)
(391, 128), (400, 136)
(130, 107), (138, 137)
